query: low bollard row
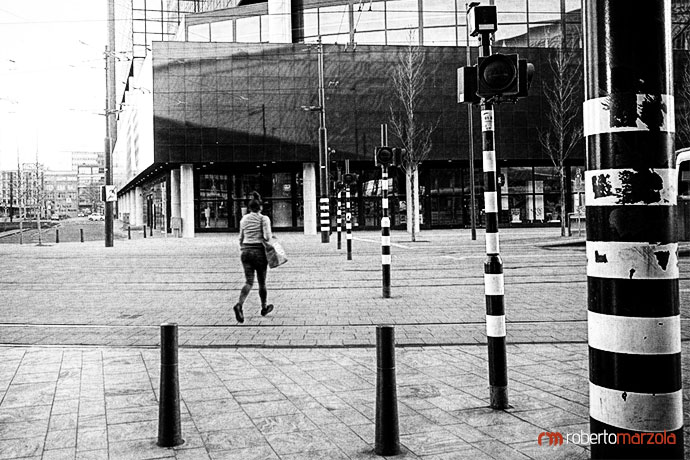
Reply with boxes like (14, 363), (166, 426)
(155, 324), (399, 455)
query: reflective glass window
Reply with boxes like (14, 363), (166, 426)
(495, 0), (526, 23)
(494, 23), (528, 45)
(210, 20), (234, 42)
(304, 8), (319, 37)
(565, 0), (580, 12)
(456, 25), (469, 47)
(236, 16), (261, 42)
(386, 0), (419, 30)
(353, 1), (386, 32)
(571, 166), (585, 213)
(321, 33), (351, 44)
(423, 27), (457, 46)
(188, 24), (210, 42)
(353, 30), (386, 44)
(387, 28), (419, 45)
(261, 15), (269, 42)
(529, 0), (560, 25)
(198, 174), (229, 229)
(320, 5), (350, 36)
(423, 0), (455, 28)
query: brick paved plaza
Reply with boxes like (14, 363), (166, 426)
(0, 226), (688, 459)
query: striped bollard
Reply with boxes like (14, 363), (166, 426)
(337, 189), (343, 250)
(320, 197), (330, 243)
(381, 166), (391, 298)
(584, 1), (683, 458)
(346, 186), (352, 260)
(481, 103), (508, 410)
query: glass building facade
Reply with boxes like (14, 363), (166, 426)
(112, 0), (690, 234)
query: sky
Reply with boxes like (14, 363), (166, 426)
(0, 1), (108, 171)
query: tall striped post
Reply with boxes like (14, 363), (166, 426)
(337, 188), (343, 250)
(320, 197), (330, 243)
(481, 103), (508, 410)
(584, 2), (683, 458)
(346, 185), (352, 260)
(381, 166), (391, 298)
(478, 33), (508, 410)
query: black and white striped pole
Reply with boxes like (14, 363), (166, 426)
(381, 165), (391, 298)
(319, 196), (330, 243)
(584, 2), (682, 458)
(344, 161), (354, 260)
(378, 125), (392, 298)
(478, 30), (508, 410)
(336, 186), (343, 250)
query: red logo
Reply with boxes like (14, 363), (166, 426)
(538, 432), (564, 446)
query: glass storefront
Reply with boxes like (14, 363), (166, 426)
(193, 170), (300, 231)
(153, 162), (583, 233)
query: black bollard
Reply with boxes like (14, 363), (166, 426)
(80, 228), (84, 243)
(375, 325), (400, 456)
(55, 229), (59, 244)
(157, 323), (184, 447)
(143, 225), (147, 238)
(128, 226), (131, 240)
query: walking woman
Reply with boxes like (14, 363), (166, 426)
(233, 192), (274, 323)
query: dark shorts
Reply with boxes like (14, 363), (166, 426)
(241, 246), (267, 284)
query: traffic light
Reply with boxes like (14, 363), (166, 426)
(343, 173), (358, 185)
(460, 55), (534, 102)
(477, 53), (520, 99)
(375, 146), (396, 167)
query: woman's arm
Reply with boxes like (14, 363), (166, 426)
(262, 215), (272, 241)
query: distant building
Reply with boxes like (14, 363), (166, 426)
(70, 151), (104, 172)
(44, 170), (79, 217)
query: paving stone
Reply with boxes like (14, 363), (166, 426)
(1, 230), (689, 459)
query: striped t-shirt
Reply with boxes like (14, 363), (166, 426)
(239, 212), (272, 248)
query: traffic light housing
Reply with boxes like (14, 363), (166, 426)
(516, 59), (535, 98)
(375, 146), (396, 167)
(459, 56), (534, 103)
(458, 66), (480, 104)
(343, 173), (358, 185)
(477, 53), (519, 99)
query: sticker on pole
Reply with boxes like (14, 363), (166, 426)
(482, 110), (494, 131)
(101, 185), (117, 202)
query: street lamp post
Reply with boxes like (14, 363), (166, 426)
(466, 1), (480, 241)
(302, 37), (330, 243)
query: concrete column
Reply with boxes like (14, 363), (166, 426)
(127, 191), (133, 224)
(268, 0), (292, 43)
(303, 162), (317, 235)
(180, 164), (195, 238)
(134, 187), (144, 227)
(170, 169), (181, 220)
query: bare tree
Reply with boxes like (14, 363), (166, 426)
(389, 43), (438, 242)
(538, 38), (583, 237)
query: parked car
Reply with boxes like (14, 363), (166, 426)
(77, 212), (85, 217)
(50, 214), (60, 221)
(88, 213), (105, 221)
